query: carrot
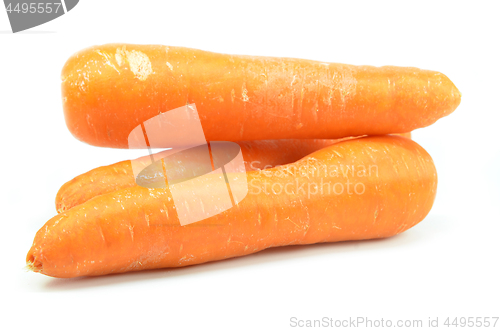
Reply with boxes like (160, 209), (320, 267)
(55, 139), (334, 213)
(61, 43), (458, 148)
(56, 133), (411, 213)
(28, 135), (435, 278)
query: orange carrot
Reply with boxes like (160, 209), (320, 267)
(397, 132), (411, 139)
(55, 139), (335, 213)
(28, 135), (435, 278)
(61, 43), (457, 148)
(56, 133), (411, 213)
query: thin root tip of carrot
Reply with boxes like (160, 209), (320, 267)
(26, 256), (42, 273)
(25, 260), (37, 273)
(56, 201), (66, 214)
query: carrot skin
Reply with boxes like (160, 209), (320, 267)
(29, 135), (435, 278)
(55, 139), (336, 213)
(61, 43), (457, 148)
(55, 134), (410, 213)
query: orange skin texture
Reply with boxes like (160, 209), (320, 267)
(55, 139), (335, 213)
(55, 134), (410, 213)
(28, 135), (435, 278)
(61, 44), (457, 148)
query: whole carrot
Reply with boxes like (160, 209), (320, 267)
(61, 43), (457, 148)
(28, 135), (435, 278)
(56, 134), (411, 213)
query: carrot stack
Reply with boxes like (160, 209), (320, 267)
(27, 44), (460, 278)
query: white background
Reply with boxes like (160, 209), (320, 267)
(1, 1), (499, 330)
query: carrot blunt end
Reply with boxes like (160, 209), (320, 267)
(26, 254), (42, 273)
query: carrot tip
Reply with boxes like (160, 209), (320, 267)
(26, 255), (42, 273)
(56, 201), (66, 214)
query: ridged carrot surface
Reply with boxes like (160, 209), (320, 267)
(56, 134), (410, 213)
(28, 135), (436, 278)
(55, 139), (335, 213)
(61, 43), (458, 148)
